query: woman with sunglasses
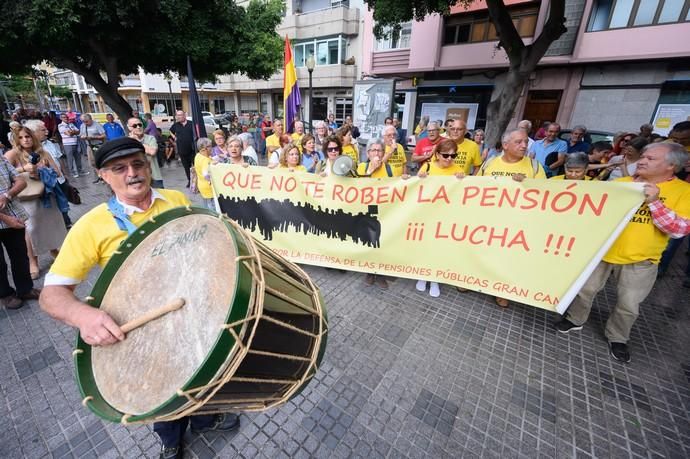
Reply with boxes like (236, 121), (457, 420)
(316, 136), (342, 176)
(414, 139), (465, 297)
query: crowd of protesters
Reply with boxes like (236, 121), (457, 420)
(3, 106), (689, 366)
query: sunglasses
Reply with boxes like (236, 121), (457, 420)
(327, 147), (340, 152)
(439, 153), (458, 159)
(129, 123), (143, 128)
(102, 160), (148, 175)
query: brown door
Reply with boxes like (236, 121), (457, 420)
(522, 90), (562, 137)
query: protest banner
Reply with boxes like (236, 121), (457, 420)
(210, 165), (644, 313)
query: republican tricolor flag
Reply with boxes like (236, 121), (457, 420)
(283, 36), (301, 133)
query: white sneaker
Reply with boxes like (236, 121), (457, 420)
(429, 282), (440, 298)
(415, 280), (427, 292)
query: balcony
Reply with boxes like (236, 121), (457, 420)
(370, 49), (411, 75)
(280, 6), (359, 40)
(218, 64), (358, 91)
(121, 74), (141, 87)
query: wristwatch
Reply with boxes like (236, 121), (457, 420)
(3, 192), (12, 201)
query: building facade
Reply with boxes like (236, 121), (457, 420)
(362, 0), (690, 136)
(51, 0), (365, 126)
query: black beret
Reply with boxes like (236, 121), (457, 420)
(95, 137), (145, 169)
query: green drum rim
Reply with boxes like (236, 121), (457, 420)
(74, 206), (254, 423)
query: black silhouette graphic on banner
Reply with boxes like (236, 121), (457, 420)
(217, 196), (382, 247)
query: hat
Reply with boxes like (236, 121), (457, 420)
(95, 137), (145, 169)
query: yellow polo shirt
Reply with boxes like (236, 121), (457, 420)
(266, 133), (281, 150)
(454, 139), (482, 174)
(48, 189), (191, 283)
(550, 175), (592, 180)
(385, 144), (406, 177)
(477, 154), (546, 179)
(279, 165), (307, 172)
(342, 144), (359, 166)
(357, 162), (393, 178)
(604, 177), (690, 264)
(291, 133), (304, 151)
(423, 161), (465, 176)
(194, 153), (213, 199)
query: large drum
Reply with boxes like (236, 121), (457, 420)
(74, 207), (328, 424)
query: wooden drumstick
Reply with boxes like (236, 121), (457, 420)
(120, 298), (186, 334)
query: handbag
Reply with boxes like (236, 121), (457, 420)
(65, 183), (81, 205)
(189, 166), (199, 194)
(17, 171), (45, 201)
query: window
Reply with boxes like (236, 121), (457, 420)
(213, 99), (225, 114)
(335, 97), (352, 124)
(375, 22), (412, 50)
(294, 36), (345, 66)
(588, 0), (690, 31)
(442, 5), (539, 45)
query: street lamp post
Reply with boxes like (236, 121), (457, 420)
(167, 79), (174, 115)
(306, 54), (315, 134)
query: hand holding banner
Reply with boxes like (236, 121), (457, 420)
(211, 165), (644, 313)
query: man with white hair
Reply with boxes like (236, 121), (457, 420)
(314, 121), (328, 151)
(382, 125), (406, 176)
(555, 142), (690, 363)
(291, 121), (305, 151)
(517, 120), (535, 151)
(237, 132), (259, 164)
(412, 121), (442, 164)
(447, 119), (482, 174)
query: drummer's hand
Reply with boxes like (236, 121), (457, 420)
(77, 306), (125, 346)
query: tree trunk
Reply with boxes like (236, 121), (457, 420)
(84, 77), (134, 127)
(484, 68), (528, 149)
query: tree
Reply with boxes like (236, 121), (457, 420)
(1, 73), (72, 107)
(0, 0), (284, 123)
(364, 0), (567, 146)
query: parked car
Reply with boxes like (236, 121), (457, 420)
(559, 129), (614, 145)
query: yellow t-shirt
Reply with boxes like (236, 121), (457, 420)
(279, 164), (307, 172)
(356, 162), (393, 178)
(291, 133), (304, 151)
(266, 134), (281, 150)
(342, 144), (359, 166)
(476, 154), (546, 179)
(550, 175), (592, 180)
(604, 177), (690, 264)
(385, 144), (406, 177)
(423, 161), (465, 176)
(454, 139), (482, 174)
(49, 189), (191, 282)
(194, 153), (213, 199)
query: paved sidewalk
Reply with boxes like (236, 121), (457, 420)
(1, 161), (689, 458)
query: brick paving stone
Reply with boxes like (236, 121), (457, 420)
(1, 163), (689, 458)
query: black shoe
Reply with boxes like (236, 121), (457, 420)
(1, 295), (23, 310)
(191, 413), (240, 434)
(159, 445), (182, 459)
(92, 177), (103, 184)
(609, 341), (631, 363)
(18, 288), (41, 300)
(554, 318), (583, 334)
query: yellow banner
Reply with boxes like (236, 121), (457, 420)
(210, 165), (644, 313)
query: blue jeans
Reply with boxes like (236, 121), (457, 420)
(203, 198), (215, 211)
(151, 179), (164, 189)
(154, 415), (214, 448)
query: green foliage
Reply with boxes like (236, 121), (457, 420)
(0, 0), (284, 83)
(364, 0), (471, 38)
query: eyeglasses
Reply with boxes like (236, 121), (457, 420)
(101, 160), (148, 175)
(439, 153), (458, 159)
(427, 129), (439, 133)
(327, 147), (340, 152)
(129, 123), (143, 128)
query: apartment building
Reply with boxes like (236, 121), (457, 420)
(52, 0), (365, 125)
(362, 0), (690, 136)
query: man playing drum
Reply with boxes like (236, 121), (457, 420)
(39, 137), (240, 459)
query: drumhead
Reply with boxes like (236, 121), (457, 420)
(75, 207), (254, 422)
